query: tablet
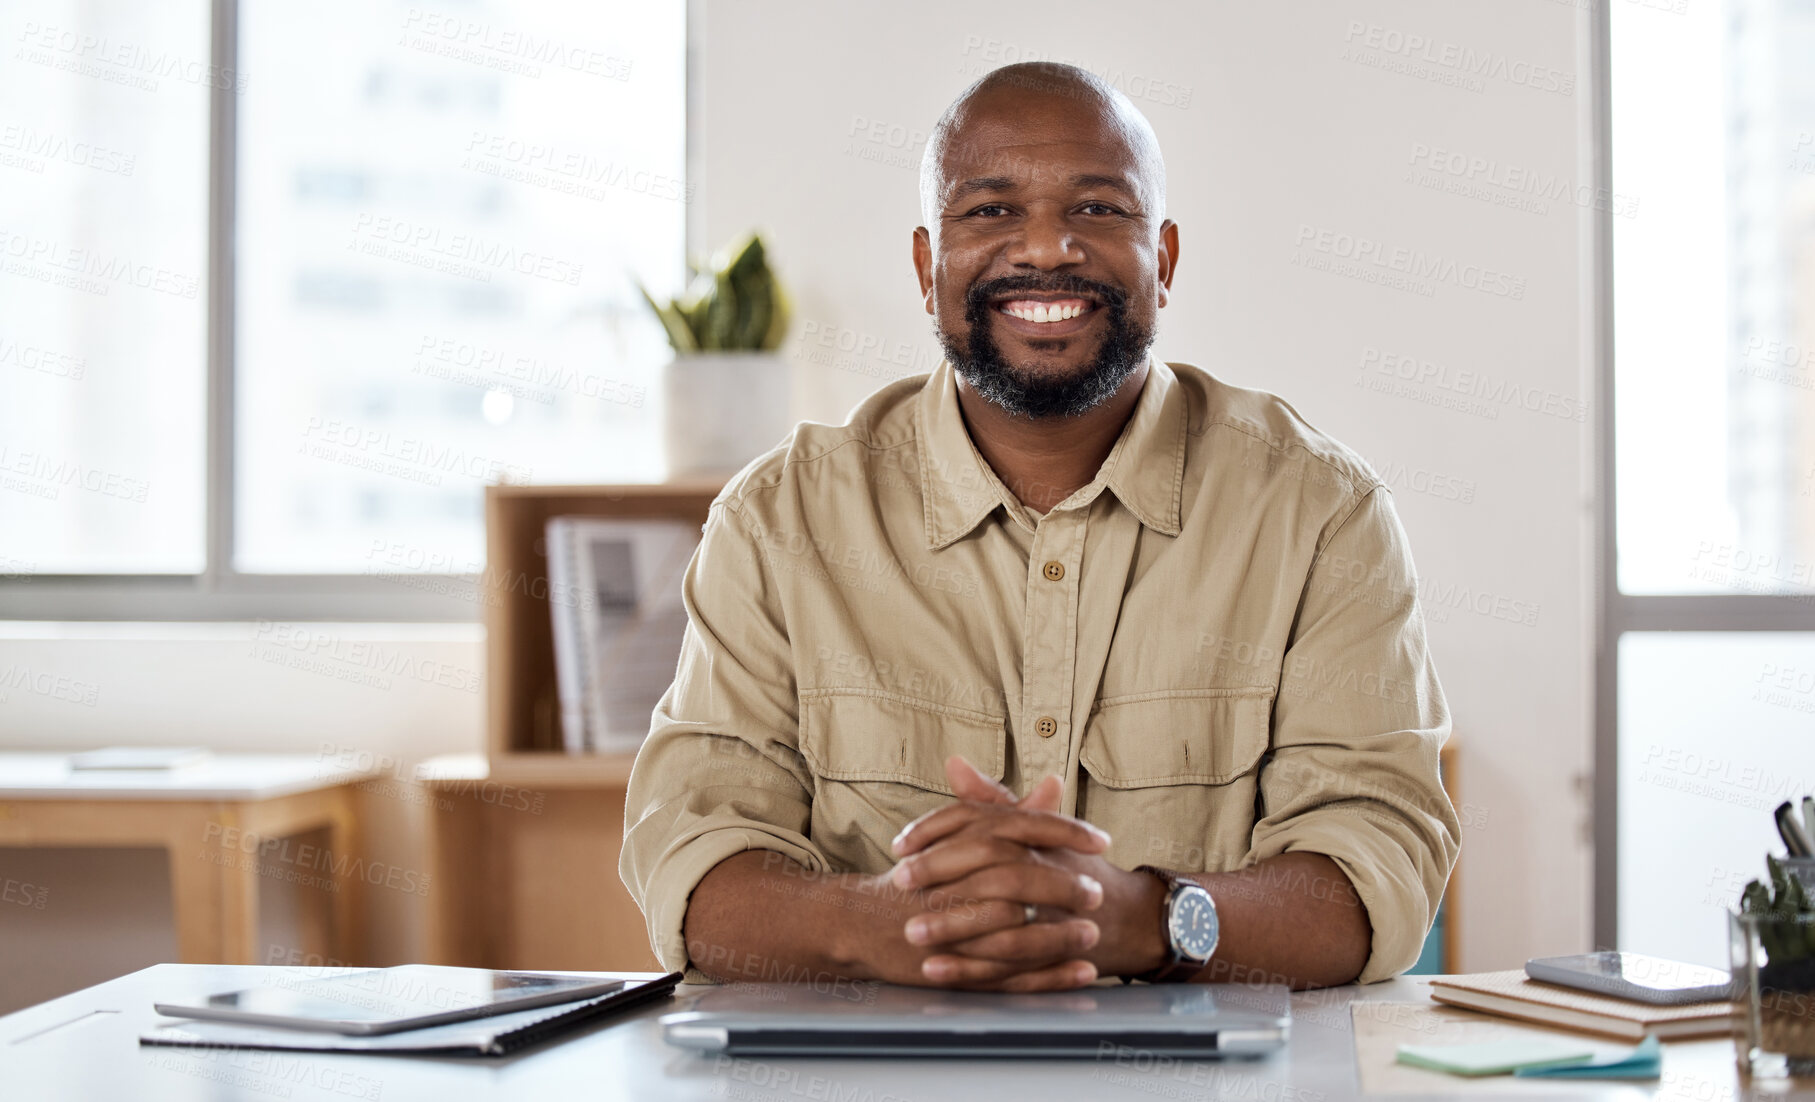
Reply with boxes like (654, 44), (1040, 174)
(1524, 953), (1733, 1005)
(154, 965), (627, 1035)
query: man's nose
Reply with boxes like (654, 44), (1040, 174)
(1003, 208), (1085, 269)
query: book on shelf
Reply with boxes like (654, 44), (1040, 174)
(1427, 971), (1734, 1041)
(545, 516), (699, 755)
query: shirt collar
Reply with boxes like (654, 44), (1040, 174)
(915, 351), (1187, 550)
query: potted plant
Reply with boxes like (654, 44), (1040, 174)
(638, 232), (793, 477)
(1733, 855), (1815, 1076)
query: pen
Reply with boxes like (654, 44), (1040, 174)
(1777, 801), (1814, 857)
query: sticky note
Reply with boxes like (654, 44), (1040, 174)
(1514, 1035), (1662, 1079)
(1395, 1038), (1595, 1077)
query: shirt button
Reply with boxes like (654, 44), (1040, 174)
(1042, 560), (1065, 581)
(1035, 716), (1058, 738)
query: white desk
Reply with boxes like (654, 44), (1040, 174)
(0, 753), (370, 801)
(0, 753), (372, 963)
(1, 964), (1805, 1101)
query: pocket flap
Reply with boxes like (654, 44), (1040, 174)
(799, 690), (1006, 794)
(1080, 689), (1272, 788)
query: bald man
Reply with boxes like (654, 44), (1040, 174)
(621, 62), (1460, 992)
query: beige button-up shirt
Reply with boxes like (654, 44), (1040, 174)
(621, 354), (1460, 984)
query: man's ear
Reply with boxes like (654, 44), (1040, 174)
(913, 226), (935, 315)
(1155, 218), (1179, 310)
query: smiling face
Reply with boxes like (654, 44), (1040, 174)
(913, 70), (1178, 419)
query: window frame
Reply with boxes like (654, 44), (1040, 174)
(1590, 0), (1815, 949)
(0, 0), (697, 623)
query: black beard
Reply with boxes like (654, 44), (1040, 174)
(937, 274), (1153, 419)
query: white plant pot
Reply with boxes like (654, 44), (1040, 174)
(662, 351), (794, 477)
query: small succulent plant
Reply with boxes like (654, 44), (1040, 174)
(638, 232), (790, 353)
(1742, 855), (1815, 968)
(1739, 855), (1815, 1062)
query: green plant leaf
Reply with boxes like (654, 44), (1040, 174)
(1769, 854), (1791, 909)
(735, 280), (772, 350)
(730, 256), (778, 348)
(726, 233), (766, 281)
(701, 270), (739, 350)
(1744, 879), (1772, 915)
(661, 231), (788, 353)
(637, 283), (698, 353)
(680, 280), (713, 344)
(1788, 870), (1812, 914)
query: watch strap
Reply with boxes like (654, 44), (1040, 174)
(1126, 865), (1206, 984)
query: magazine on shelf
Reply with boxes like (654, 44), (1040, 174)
(545, 516), (699, 754)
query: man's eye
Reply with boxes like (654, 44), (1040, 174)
(969, 204), (1010, 217)
(1081, 202), (1119, 215)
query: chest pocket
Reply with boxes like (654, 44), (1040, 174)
(1078, 688), (1272, 872)
(799, 689), (1006, 873)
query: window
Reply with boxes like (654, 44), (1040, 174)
(0, 0), (687, 615)
(0, 0), (211, 574)
(1604, 0), (1815, 963)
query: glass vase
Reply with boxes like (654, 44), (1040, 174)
(1730, 909), (1815, 1079)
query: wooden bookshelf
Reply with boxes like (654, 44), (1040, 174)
(420, 480), (726, 970)
(419, 752), (636, 789)
(483, 479), (727, 762)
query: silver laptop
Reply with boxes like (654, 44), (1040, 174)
(660, 981), (1290, 1058)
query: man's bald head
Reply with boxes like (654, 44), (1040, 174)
(918, 62), (1167, 233)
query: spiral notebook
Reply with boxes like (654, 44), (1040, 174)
(140, 972), (680, 1057)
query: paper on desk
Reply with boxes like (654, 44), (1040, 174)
(1396, 1037), (1595, 1076)
(1351, 1001), (1653, 1095)
(1514, 1034), (1661, 1079)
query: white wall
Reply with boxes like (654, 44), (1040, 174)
(0, 0), (1598, 988)
(0, 622), (483, 760)
(698, 0), (1597, 971)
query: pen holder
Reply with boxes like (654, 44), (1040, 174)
(1730, 909), (1815, 1078)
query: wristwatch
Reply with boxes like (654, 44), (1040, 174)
(1124, 865), (1219, 984)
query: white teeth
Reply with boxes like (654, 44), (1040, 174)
(1001, 302), (1086, 322)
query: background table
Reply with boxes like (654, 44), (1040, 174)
(0, 753), (372, 964)
(2, 964), (1806, 1102)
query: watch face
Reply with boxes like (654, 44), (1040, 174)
(1168, 886), (1220, 962)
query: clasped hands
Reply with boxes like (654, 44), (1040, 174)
(878, 755), (1164, 991)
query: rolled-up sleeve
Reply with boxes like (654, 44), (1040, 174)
(619, 497), (829, 975)
(1249, 485), (1461, 984)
